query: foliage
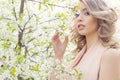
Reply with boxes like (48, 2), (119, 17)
(0, 0), (120, 80)
(0, 0), (80, 80)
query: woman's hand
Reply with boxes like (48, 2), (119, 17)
(50, 71), (57, 80)
(51, 30), (68, 61)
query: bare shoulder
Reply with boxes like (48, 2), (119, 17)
(101, 48), (120, 65)
(99, 48), (120, 80)
(101, 48), (120, 61)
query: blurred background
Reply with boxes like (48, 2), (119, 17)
(0, 0), (120, 80)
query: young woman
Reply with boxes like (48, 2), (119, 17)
(51, 0), (120, 80)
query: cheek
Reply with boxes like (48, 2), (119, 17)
(85, 18), (98, 33)
(85, 17), (97, 26)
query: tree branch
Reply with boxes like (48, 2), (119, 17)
(28, 0), (71, 9)
(1, 17), (13, 21)
(18, 24), (23, 32)
(27, 38), (35, 44)
(12, 0), (18, 21)
(23, 15), (34, 30)
(39, 18), (59, 24)
(25, 2), (30, 18)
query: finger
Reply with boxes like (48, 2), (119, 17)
(52, 30), (59, 38)
(63, 36), (68, 45)
(53, 31), (59, 39)
(52, 31), (60, 41)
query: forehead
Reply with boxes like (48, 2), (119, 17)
(75, 1), (87, 12)
(78, 1), (88, 12)
(75, 1), (88, 12)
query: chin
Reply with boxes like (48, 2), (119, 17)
(77, 29), (86, 35)
(78, 31), (86, 35)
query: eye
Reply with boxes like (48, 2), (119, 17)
(84, 11), (90, 16)
(74, 12), (80, 18)
(75, 13), (79, 17)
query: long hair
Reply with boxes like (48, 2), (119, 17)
(71, 0), (118, 54)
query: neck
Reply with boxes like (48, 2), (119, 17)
(85, 32), (100, 50)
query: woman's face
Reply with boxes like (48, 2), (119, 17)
(74, 2), (98, 36)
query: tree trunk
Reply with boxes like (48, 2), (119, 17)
(19, 0), (25, 17)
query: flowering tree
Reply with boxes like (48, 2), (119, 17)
(0, 0), (120, 80)
(0, 0), (82, 80)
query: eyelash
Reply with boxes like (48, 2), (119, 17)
(74, 13), (80, 18)
(74, 11), (90, 18)
(84, 12), (90, 15)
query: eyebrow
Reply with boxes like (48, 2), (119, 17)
(81, 8), (87, 12)
(76, 8), (88, 13)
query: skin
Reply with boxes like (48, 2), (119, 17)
(99, 49), (120, 80)
(51, 1), (120, 80)
(51, 30), (68, 63)
(74, 2), (99, 49)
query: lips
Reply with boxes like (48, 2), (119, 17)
(78, 24), (85, 30)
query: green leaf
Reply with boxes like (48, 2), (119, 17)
(50, 5), (54, 11)
(18, 17), (23, 21)
(78, 72), (82, 79)
(36, 16), (40, 21)
(74, 68), (82, 79)
(56, 13), (67, 20)
(48, 41), (52, 46)
(9, 0), (16, 2)
(28, 77), (34, 80)
(0, 18), (2, 21)
(31, 64), (40, 72)
(0, 56), (6, 60)
(74, 68), (78, 75)
(38, 4), (41, 10)
(43, 26), (48, 29)
(44, 0), (49, 2)
(2, 41), (9, 49)
(28, 26), (33, 28)
(37, 40), (44, 46)
(18, 13), (24, 21)
(44, 4), (49, 11)
(10, 67), (16, 77)
(16, 54), (24, 64)
(63, 26), (67, 31)
(77, 1), (81, 6)
(7, 22), (11, 27)
(7, 22), (16, 32)
(15, 45), (21, 53)
(0, 64), (7, 75)
(41, 60), (44, 64)
(0, 65), (7, 71)
(60, 13), (66, 20)
(60, 66), (65, 72)
(45, 39), (52, 46)
(71, 1), (81, 11)
(11, 11), (15, 16)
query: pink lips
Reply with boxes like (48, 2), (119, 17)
(78, 24), (85, 30)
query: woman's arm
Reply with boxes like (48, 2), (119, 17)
(99, 49), (120, 80)
(51, 30), (68, 63)
(50, 31), (68, 80)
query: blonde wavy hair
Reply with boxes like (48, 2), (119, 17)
(71, 0), (119, 54)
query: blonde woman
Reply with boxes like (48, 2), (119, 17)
(51, 0), (120, 80)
